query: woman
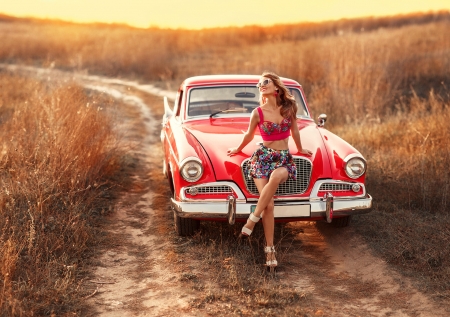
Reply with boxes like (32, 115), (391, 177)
(227, 72), (312, 271)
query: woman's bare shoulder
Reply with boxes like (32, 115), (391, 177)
(250, 107), (261, 122)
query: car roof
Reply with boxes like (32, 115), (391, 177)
(182, 75), (301, 87)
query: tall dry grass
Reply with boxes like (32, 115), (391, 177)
(2, 13), (449, 126)
(0, 72), (123, 315)
(334, 91), (450, 298)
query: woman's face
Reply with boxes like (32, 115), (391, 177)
(257, 77), (277, 96)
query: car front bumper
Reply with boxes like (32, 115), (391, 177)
(171, 180), (373, 223)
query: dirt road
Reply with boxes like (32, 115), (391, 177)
(2, 64), (447, 317)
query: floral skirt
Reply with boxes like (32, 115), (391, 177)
(247, 145), (297, 180)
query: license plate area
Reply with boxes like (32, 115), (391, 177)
(251, 204), (310, 217)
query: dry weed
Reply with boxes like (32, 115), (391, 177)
(333, 91), (450, 299)
(171, 222), (311, 316)
(0, 14), (449, 126)
(0, 72), (126, 315)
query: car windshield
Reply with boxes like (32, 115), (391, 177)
(187, 86), (309, 118)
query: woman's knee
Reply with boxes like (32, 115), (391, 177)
(270, 168), (288, 184)
(265, 199), (274, 213)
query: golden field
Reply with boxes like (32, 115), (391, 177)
(0, 11), (449, 314)
(0, 73), (125, 314)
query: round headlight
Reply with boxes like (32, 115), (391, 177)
(344, 156), (366, 179)
(180, 158), (203, 182)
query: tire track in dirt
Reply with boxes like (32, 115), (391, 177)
(2, 64), (447, 316)
(72, 84), (200, 316)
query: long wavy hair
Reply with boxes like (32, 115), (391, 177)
(260, 71), (298, 119)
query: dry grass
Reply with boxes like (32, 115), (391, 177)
(0, 71), (126, 315)
(1, 10), (450, 312)
(0, 13), (449, 126)
(166, 221), (313, 316)
(334, 91), (450, 299)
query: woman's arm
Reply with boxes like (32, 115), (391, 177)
(291, 115), (312, 156)
(227, 109), (259, 156)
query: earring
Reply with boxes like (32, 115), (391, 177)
(274, 90), (278, 97)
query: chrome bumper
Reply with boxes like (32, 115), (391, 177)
(172, 180), (372, 224)
(172, 191), (372, 224)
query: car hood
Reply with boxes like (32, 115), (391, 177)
(183, 118), (333, 181)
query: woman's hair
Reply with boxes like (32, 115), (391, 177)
(260, 71), (298, 119)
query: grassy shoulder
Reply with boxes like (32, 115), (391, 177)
(0, 71), (129, 315)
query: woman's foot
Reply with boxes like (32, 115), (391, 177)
(240, 213), (260, 237)
(264, 246), (277, 272)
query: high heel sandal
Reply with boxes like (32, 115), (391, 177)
(264, 246), (278, 272)
(240, 213), (260, 237)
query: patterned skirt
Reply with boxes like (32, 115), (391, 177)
(247, 145), (297, 180)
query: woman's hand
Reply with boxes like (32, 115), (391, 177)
(227, 147), (240, 156)
(298, 148), (313, 156)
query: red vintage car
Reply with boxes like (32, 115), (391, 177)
(161, 75), (372, 236)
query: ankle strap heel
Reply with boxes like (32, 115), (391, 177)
(240, 213), (260, 237)
(264, 246), (278, 270)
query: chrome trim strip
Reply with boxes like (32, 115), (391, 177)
(343, 153), (366, 163)
(310, 180), (366, 200)
(180, 182), (247, 202)
(246, 197), (310, 202)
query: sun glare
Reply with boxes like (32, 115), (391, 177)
(1, 0), (449, 29)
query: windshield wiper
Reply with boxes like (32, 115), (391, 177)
(210, 109), (230, 118)
(210, 108), (247, 118)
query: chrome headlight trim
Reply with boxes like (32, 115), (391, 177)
(179, 157), (203, 182)
(343, 154), (366, 179)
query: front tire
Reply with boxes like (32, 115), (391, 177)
(174, 212), (200, 236)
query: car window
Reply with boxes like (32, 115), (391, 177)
(187, 86), (309, 118)
(188, 86), (258, 117)
(288, 88), (309, 117)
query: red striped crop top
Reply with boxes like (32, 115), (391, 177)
(256, 107), (292, 141)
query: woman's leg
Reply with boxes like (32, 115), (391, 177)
(261, 197), (275, 246)
(254, 167), (288, 216)
(244, 168), (287, 269)
(242, 167), (288, 234)
(255, 182), (275, 246)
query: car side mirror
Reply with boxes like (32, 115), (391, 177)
(318, 114), (327, 127)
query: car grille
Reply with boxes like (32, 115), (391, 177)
(319, 183), (352, 192)
(186, 185), (233, 195)
(242, 157), (312, 195)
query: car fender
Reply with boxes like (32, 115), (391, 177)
(163, 117), (216, 200)
(317, 128), (367, 182)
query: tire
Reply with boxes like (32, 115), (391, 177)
(331, 215), (352, 228)
(174, 212), (200, 236)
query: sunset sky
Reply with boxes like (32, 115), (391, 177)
(1, 0), (449, 29)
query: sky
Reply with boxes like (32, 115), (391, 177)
(1, 0), (449, 29)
